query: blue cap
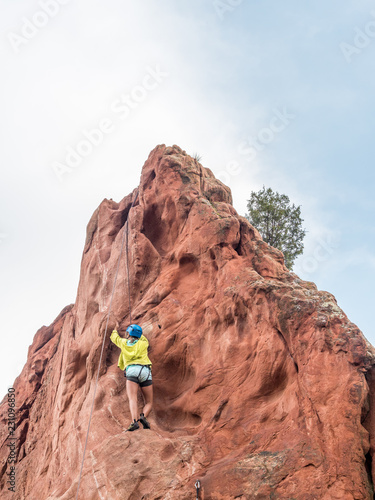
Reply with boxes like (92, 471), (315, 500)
(126, 324), (142, 338)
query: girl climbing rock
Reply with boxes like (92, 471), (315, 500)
(110, 324), (153, 431)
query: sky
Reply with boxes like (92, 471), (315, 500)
(1, 0), (374, 399)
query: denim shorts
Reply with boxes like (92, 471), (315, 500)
(125, 364), (152, 387)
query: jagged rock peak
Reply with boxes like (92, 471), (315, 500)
(1, 145), (375, 499)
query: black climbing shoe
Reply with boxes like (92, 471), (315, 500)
(139, 413), (151, 429)
(127, 420), (139, 432)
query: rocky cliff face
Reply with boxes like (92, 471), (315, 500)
(1, 144), (375, 499)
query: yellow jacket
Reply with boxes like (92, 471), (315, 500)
(110, 330), (152, 371)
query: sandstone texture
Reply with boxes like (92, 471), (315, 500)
(1, 144), (375, 499)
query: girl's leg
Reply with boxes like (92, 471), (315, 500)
(126, 380), (139, 421)
(140, 385), (153, 418)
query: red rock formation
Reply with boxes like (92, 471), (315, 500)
(1, 144), (375, 499)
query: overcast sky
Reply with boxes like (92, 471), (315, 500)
(1, 0), (374, 398)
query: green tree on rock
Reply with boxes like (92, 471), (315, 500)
(246, 186), (306, 270)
